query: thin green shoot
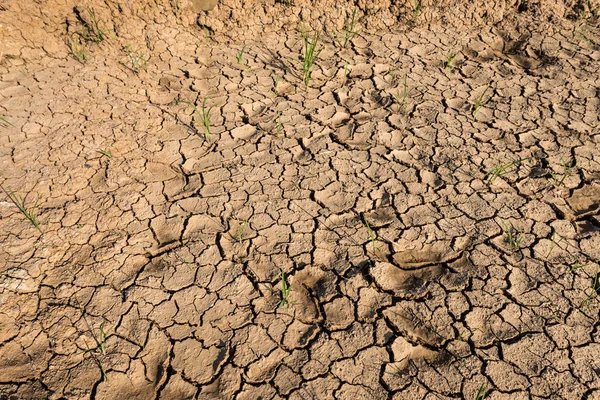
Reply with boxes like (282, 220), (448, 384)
(444, 51), (457, 70)
(301, 26), (322, 87)
(472, 84), (491, 116)
(274, 112), (284, 136)
(272, 75), (280, 94)
(124, 45), (147, 72)
(409, 0), (422, 23)
(236, 45), (246, 65)
(342, 8), (360, 48)
(546, 233), (565, 258)
(77, 6), (108, 43)
(532, 309), (547, 320)
(581, 265), (599, 307)
(80, 322), (110, 356)
(342, 60), (349, 83)
(456, 330), (469, 342)
(387, 70), (398, 84)
(183, 99), (217, 140)
(393, 72), (410, 113)
(202, 26), (212, 42)
(236, 218), (249, 243)
(484, 158), (524, 184)
(499, 219), (523, 252)
(0, 117), (15, 127)
(475, 383), (488, 400)
(570, 259), (586, 273)
(547, 158), (574, 187)
(426, 110), (439, 126)
(2, 186), (42, 232)
(80, 322), (112, 382)
(363, 216), (377, 252)
(278, 269), (296, 308)
(97, 149), (112, 158)
(69, 34), (88, 63)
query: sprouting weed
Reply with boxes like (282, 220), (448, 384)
(278, 269), (296, 308)
(183, 98), (218, 140)
(546, 233), (565, 258)
(236, 45), (246, 65)
(409, 0), (422, 23)
(342, 60), (349, 83)
(444, 51), (457, 70)
(69, 34), (88, 63)
(547, 158), (575, 187)
(274, 112), (284, 136)
(363, 216), (378, 253)
(97, 149), (112, 158)
(570, 259), (586, 273)
(499, 219), (523, 252)
(272, 75), (280, 95)
(581, 265), (599, 307)
(80, 322), (112, 382)
(426, 110), (439, 126)
(393, 72), (412, 113)
(123, 45), (148, 72)
(77, 6), (108, 43)
(2, 186), (42, 232)
(0, 117), (15, 127)
(301, 25), (322, 87)
(475, 383), (488, 400)
(472, 83), (492, 116)
(342, 7), (360, 48)
(484, 158), (525, 184)
(236, 218), (249, 243)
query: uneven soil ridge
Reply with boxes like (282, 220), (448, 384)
(1, 1), (600, 399)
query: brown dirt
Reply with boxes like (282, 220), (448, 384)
(1, 0), (600, 399)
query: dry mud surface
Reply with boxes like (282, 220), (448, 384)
(1, 1), (600, 399)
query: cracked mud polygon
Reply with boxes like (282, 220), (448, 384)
(1, 0), (600, 399)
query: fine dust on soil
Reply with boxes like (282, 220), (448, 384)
(1, 0), (600, 399)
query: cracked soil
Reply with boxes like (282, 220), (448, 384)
(1, 0), (600, 399)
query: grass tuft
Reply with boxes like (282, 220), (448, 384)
(444, 51), (457, 70)
(80, 322), (112, 382)
(409, 0), (422, 23)
(278, 269), (296, 308)
(183, 98), (217, 140)
(301, 26), (322, 88)
(581, 265), (599, 307)
(475, 383), (488, 399)
(2, 186), (42, 232)
(236, 45), (247, 66)
(235, 218), (249, 243)
(484, 158), (525, 184)
(76, 6), (108, 43)
(547, 158), (574, 187)
(342, 8), (360, 48)
(69, 34), (88, 63)
(123, 45), (148, 72)
(499, 219), (523, 252)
